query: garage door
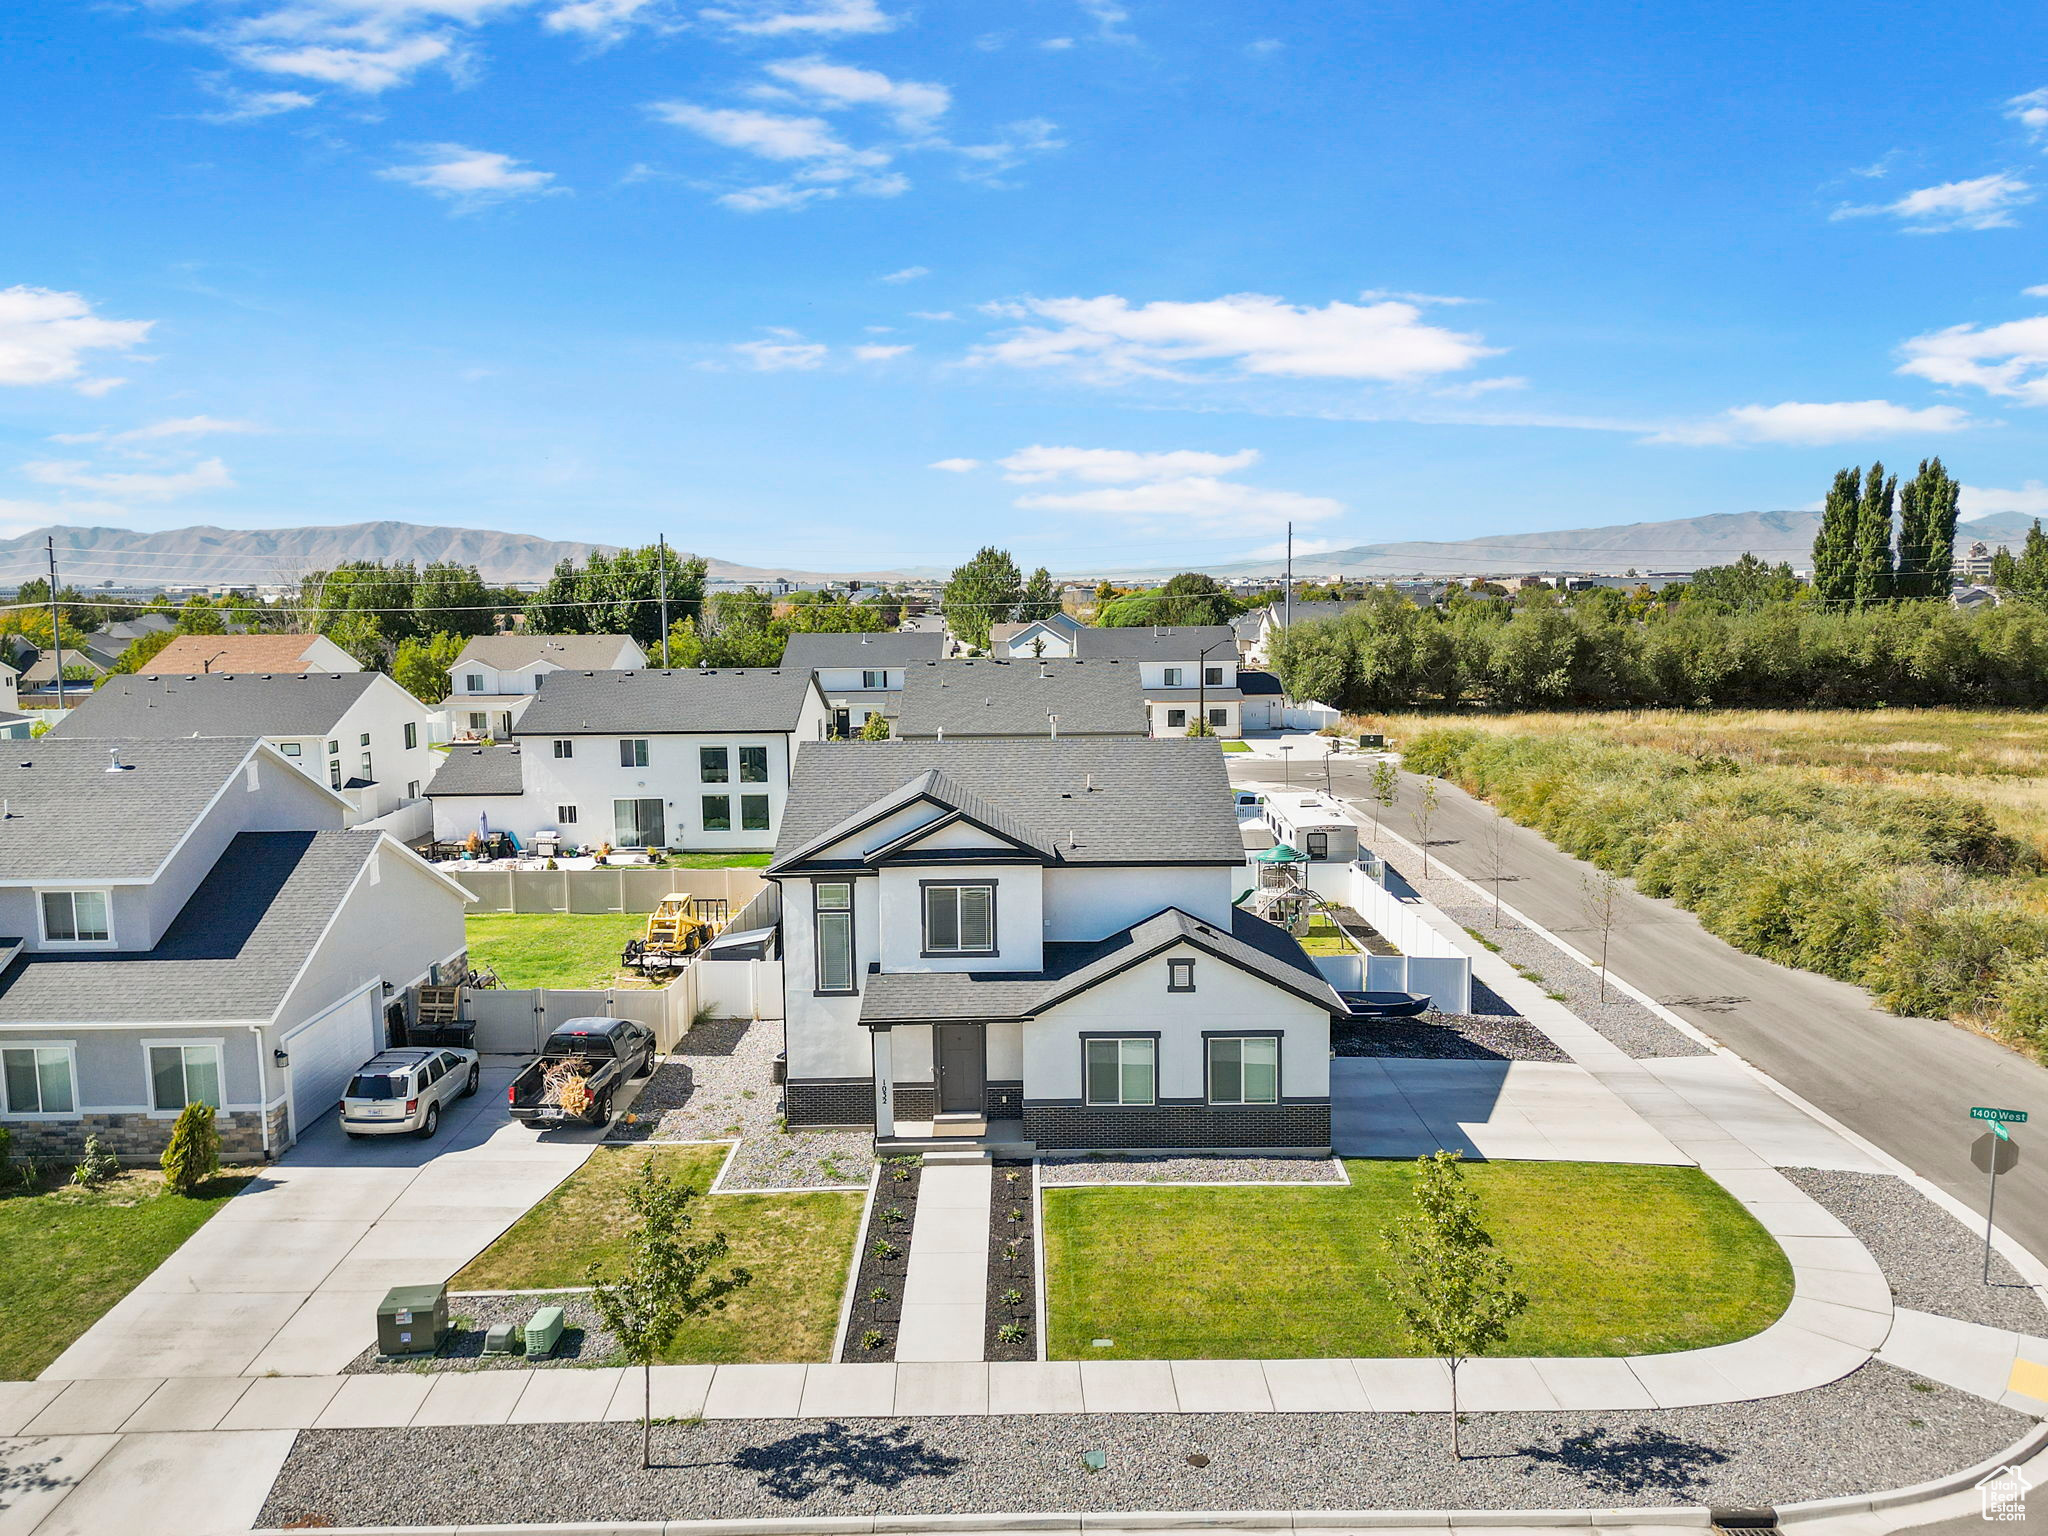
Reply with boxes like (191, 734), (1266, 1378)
(284, 989), (381, 1141)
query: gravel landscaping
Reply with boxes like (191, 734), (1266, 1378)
(344, 1291), (617, 1373)
(1334, 1009), (1568, 1061)
(609, 1017), (873, 1191)
(1039, 1153), (1345, 1185)
(259, 1361), (2022, 1526)
(1784, 1167), (2048, 1332)
(840, 1155), (919, 1361)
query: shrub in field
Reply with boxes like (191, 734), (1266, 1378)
(1995, 956), (2048, 1049)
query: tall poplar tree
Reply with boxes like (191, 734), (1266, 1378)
(1811, 467), (1862, 607)
(1850, 461), (1897, 609)
(1895, 457), (1961, 599)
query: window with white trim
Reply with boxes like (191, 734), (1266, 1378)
(557, 804), (580, 824)
(740, 793), (771, 831)
(1207, 1036), (1279, 1105)
(700, 746), (729, 782)
(922, 883), (995, 954)
(1084, 1038), (1155, 1106)
(738, 746), (768, 783)
(553, 739), (574, 759)
(1, 1045), (74, 1115)
(1166, 708), (1187, 729)
(149, 1043), (222, 1113)
(280, 741), (302, 757)
(1162, 667), (1184, 686)
(815, 881), (855, 993)
(862, 669), (887, 690)
(465, 673), (485, 692)
(40, 890), (110, 944)
(620, 738), (650, 768)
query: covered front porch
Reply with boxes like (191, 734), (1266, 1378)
(866, 1019), (1029, 1154)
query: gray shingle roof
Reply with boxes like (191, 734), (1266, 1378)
(512, 668), (821, 736)
(454, 634), (641, 670)
(0, 829), (380, 1023)
(1239, 669), (1284, 696)
(1071, 624), (1239, 661)
(771, 737), (1241, 869)
(0, 737), (263, 882)
(895, 659), (1146, 739)
(857, 905), (1344, 1023)
(50, 672), (381, 739)
(426, 743), (525, 796)
(780, 631), (946, 669)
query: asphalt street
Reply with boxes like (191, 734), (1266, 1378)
(1231, 753), (2048, 1262)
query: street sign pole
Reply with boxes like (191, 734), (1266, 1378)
(1970, 1107), (2028, 1284)
(1986, 1134), (2000, 1284)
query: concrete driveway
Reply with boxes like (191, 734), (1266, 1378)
(41, 1062), (603, 1382)
(1332, 1057), (1690, 1163)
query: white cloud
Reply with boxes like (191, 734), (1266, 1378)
(1647, 400), (1975, 446)
(1076, 0), (1132, 42)
(929, 457), (980, 472)
(0, 286), (153, 392)
(1246, 37), (1282, 56)
(700, 0), (895, 34)
(22, 457), (235, 500)
(973, 291), (1497, 383)
(1848, 148), (1908, 180)
(880, 266), (930, 283)
(852, 343), (910, 360)
(2025, 284), (2048, 298)
(1040, 36), (1074, 49)
(1833, 172), (2034, 232)
(911, 310), (957, 321)
(544, 0), (665, 38)
(0, 496), (132, 530)
(1434, 375), (1527, 398)
(948, 118), (1062, 178)
(731, 339), (829, 370)
(761, 56), (949, 131)
(1961, 481), (2048, 518)
(2010, 88), (2048, 143)
(235, 35), (458, 93)
(379, 143), (561, 207)
(653, 100), (904, 208)
(73, 377), (130, 398)
(1899, 313), (2048, 405)
(198, 86), (318, 123)
(1241, 535), (1349, 559)
(50, 416), (260, 447)
(996, 445), (1262, 483)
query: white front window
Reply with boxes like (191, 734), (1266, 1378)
(149, 1042), (222, 1113)
(40, 890), (111, 945)
(465, 673), (485, 691)
(1, 1045), (75, 1115)
(1208, 1036), (1279, 1105)
(1085, 1037), (1155, 1106)
(1162, 667), (1184, 686)
(862, 669), (887, 690)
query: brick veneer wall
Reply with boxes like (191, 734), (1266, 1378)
(1022, 1099), (1330, 1151)
(1, 1104), (288, 1164)
(785, 1077), (874, 1129)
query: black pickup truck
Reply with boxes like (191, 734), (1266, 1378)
(507, 1017), (657, 1128)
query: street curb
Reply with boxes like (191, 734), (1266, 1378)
(1776, 1417), (2048, 1523)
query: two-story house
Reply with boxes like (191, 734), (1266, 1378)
(426, 667), (831, 853)
(0, 738), (471, 1160)
(769, 738), (1343, 1154)
(0, 657), (25, 739)
(51, 672), (441, 827)
(137, 632), (361, 677)
(988, 612), (1084, 658)
(441, 633), (647, 741)
(1054, 625), (1243, 736)
(894, 658), (1149, 739)
(780, 631), (947, 736)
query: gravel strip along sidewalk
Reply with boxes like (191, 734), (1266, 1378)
(1784, 1166), (2048, 1332)
(1038, 1153), (1345, 1185)
(610, 1017), (873, 1191)
(1335, 1010), (1568, 1061)
(344, 1292), (619, 1373)
(258, 1361), (2017, 1526)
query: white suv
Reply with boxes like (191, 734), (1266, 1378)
(340, 1047), (481, 1139)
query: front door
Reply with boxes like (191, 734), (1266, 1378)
(934, 1023), (986, 1114)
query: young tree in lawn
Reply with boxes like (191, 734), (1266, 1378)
(1411, 777), (1440, 878)
(1580, 868), (1623, 1002)
(587, 1159), (752, 1469)
(1382, 1150), (1527, 1460)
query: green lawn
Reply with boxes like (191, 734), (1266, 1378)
(454, 1144), (861, 1363)
(465, 912), (656, 989)
(1296, 917), (1354, 956)
(0, 1171), (250, 1379)
(654, 852), (772, 869)
(1220, 740), (1252, 753)
(1044, 1160), (1791, 1360)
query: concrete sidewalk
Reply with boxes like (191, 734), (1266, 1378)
(896, 1160), (992, 1363)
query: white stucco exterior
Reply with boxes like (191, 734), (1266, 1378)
(265, 674), (441, 822)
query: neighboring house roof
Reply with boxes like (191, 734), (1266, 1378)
(426, 743), (526, 796)
(1238, 669), (1285, 696)
(19, 648), (105, 685)
(895, 658), (1147, 738)
(0, 829), (381, 1023)
(513, 667), (823, 736)
(771, 737), (1242, 870)
(780, 631), (947, 669)
(990, 614), (1083, 648)
(1232, 611), (1265, 642)
(858, 905), (1345, 1024)
(100, 614), (177, 644)
(50, 671), (385, 739)
(453, 633), (642, 670)
(138, 633), (346, 676)
(1070, 624), (1239, 661)
(0, 737), (267, 882)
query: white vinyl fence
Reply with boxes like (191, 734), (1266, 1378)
(1289, 853), (1473, 1013)
(463, 959), (785, 1056)
(456, 866), (767, 915)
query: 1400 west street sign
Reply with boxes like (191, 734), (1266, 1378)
(1972, 1107), (2029, 1124)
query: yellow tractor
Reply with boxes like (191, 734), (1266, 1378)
(621, 895), (730, 977)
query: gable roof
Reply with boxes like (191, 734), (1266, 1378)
(50, 671), (387, 740)
(771, 764), (1056, 870)
(512, 667), (824, 736)
(1070, 624), (1239, 661)
(895, 658), (1147, 739)
(454, 633), (643, 671)
(138, 633), (352, 677)
(0, 737), (267, 882)
(780, 631), (947, 669)
(426, 743), (525, 796)
(0, 829), (383, 1023)
(1238, 669), (1284, 696)
(771, 737), (1241, 870)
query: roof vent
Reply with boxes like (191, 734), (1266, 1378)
(1085, 773), (1098, 792)
(107, 748), (133, 773)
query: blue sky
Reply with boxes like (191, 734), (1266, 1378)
(6, 0), (2048, 574)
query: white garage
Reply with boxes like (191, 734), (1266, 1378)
(282, 986), (382, 1140)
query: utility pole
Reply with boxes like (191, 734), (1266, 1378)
(1284, 521), (1293, 632)
(657, 533), (670, 668)
(46, 536), (63, 711)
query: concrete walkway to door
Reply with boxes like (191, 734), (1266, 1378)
(895, 1160), (991, 1362)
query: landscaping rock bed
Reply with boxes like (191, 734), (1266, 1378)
(1038, 1154), (1345, 1185)
(839, 1155), (920, 1361)
(344, 1291), (618, 1373)
(260, 1361), (2023, 1525)
(986, 1160), (1035, 1361)
(1334, 1010), (1567, 1061)
(1784, 1167), (2048, 1332)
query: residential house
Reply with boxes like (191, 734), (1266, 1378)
(988, 611), (1084, 658)
(13, 646), (106, 703)
(1246, 601), (1360, 665)
(137, 632), (361, 677)
(0, 737), (471, 1160)
(78, 613), (177, 671)
(50, 672), (440, 827)
(1061, 625), (1244, 736)
(769, 738), (1343, 1152)
(895, 658), (1148, 739)
(427, 666), (831, 852)
(780, 631), (947, 736)
(1237, 669), (1287, 731)
(441, 633), (646, 741)
(0, 658), (25, 738)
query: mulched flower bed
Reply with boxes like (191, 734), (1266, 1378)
(839, 1153), (921, 1361)
(986, 1160), (1035, 1361)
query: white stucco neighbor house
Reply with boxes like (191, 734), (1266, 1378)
(426, 666), (832, 853)
(989, 612), (1084, 658)
(1051, 625), (1244, 737)
(441, 633), (648, 741)
(0, 657), (24, 739)
(0, 737), (472, 1162)
(768, 737), (1344, 1153)
(780, 630), (946, 736)
(50, 671), (441, 827)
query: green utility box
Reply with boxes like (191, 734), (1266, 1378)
(376, 1284), (448, 1357)
(483, 1322), (519, 1356)
(525, 1305), (566, 1358)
